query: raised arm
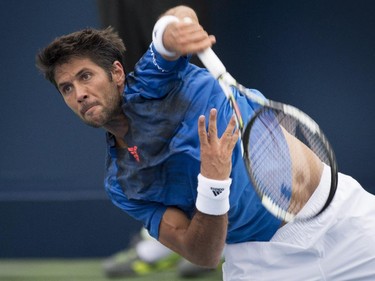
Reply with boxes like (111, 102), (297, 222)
(152, 5), (216, 60)
(159, 110), (239, 267)
(152, 6), (237, 268)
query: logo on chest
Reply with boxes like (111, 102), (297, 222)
(127, 146), (140, 162)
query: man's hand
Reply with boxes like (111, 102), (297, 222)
(158, 5), (216, 59)
(163, 19), (216, 58)
(198, 109), (239, 180)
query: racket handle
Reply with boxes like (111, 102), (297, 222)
(197, 48), (227, 79)
(183, 17), (227, 79)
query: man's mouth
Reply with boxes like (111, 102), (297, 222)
(80, 102), (100, 116)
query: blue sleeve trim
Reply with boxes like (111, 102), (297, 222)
(150, 43), (190, 73)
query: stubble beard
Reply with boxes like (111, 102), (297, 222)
(82, 94), (123, 129)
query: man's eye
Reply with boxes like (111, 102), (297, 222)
(62, 85), (72, 94)
(82, 73), (92, 80)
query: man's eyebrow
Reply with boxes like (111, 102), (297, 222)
(57, 81), (70, 91)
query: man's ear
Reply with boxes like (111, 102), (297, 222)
(111, 61), (125, 86)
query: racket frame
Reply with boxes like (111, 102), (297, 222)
(196, 48), (338, 221)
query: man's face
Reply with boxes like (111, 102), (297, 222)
(54, 58), (124, 128)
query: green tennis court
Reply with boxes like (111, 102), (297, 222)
(0, 259), (222, 281)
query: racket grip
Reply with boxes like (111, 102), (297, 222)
(197, 48), (227, 79)
(183, 17), (227, 79)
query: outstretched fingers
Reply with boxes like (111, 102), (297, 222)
(198, 109), (239, 145)
(198, 109), (239, 180)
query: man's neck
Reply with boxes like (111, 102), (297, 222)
(104, 114), (129, 148)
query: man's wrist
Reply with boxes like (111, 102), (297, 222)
(152, 15), (179, 57)
(195, 173), (231, 215)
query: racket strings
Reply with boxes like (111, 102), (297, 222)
(221, 80), (332, 220)
(289, 123), (330, 165)
(249, 110), (293, 212)
(247, 108), (330, 219)
(278, 112), (330, 216)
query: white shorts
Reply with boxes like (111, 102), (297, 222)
(223, 166), (375, 281)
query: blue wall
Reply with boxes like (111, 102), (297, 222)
(0, 0), (141, 258)
(209, 0), (375, 189)
(0, 0), (104, 201)
(0, 0), (374, 257)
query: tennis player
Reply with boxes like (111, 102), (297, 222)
(36, 5), (375, 280)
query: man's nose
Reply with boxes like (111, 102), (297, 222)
(76, 85), (89, 102)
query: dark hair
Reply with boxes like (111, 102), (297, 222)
(36, 27), (126, 86)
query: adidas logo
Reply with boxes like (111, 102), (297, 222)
(211, 187), (224, 197)
(128, 146), (140, 162)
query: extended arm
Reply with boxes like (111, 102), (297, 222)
(159, 110), (239, 267)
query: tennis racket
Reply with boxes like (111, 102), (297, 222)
(196, 47), (338, 222)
